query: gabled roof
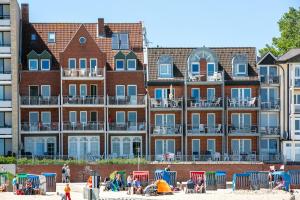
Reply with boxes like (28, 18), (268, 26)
(278, 48), (300, 62)
(257, 52), (277, 65)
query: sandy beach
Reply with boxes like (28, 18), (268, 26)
(0, 183), (299, 200)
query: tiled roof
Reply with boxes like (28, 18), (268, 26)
(278, 48), (300, 62)
(147, 47), (257, 81)
(22, 22), (144, 70)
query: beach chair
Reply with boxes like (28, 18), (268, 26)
(154, 170), (177, 187)
(232, 173), (250, 191)
(41, 173), (56, 192)
(190, 171), (206, 184)
(245, 171), (260, 190)
(206, 171), (217, 190)
(288, 170), (300, 189)
(216, 171), (226, 189)
(185, 179), (195, 193)
(133, 171), (149, 187)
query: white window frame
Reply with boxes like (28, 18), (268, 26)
(191, 62), (200, 75)
(41, 85), (51, 98)
(207, 88), (215, 101)
(231, 88), (252, 100)
(80, 84), (87, 97)
(191, 88), (200, 100)
(236, 64), (247, 75)
(79, 58), (87, 69)
(110, 136), (142, 156)
(159, 64), (172, 78)
(80, 111), (87, 124)
(127, 59), (136, 71)
(68, 58), (76, 69)
(155, 114), (175, 127)
(192, 139), (200, 154)
(116, 85), (125, 98)
(41, 111), (51, 125)
(69, 84), (76, 97)
(48, 32), (56, 43)
(231, 139), (252, 154)
(69, 111), (77, 124)
(155, 139), (175, 155)
(231, 113), (252, 129)
(128, 111), (137, 129)
(207, 139), (216, 153)
(28, 59), (38, 71)
(115, 59), (125, 71)
(90, 58), (97, 71)
(192, 113), (200, 130)
(207, 62), (216, 76)
(29, 111), (39, 123)
(40, 59), (50, 71)
(207, 113), (216, 129)
(295, 118), (300, 135)
(116, 111), (125, 125)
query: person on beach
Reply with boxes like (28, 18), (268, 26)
(65, 165), (71, 183)
(195, 176), (205, 193)
(132, 177), (143, 194)
(62, 164), (66, 183)
(274, 176), (284, 190)
(268, 171), (274, 189)
(12, 176), (18, 193)
(126, 173), (133, 194)
(64, 183), (71, 200)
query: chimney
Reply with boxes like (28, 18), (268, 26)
(21, 4), (29, 24)
(98, 18), (105, 37)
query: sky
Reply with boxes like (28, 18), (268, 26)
(18, 0), (300, 51)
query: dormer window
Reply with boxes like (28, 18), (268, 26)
(232, 54), (248, 77)
(116, 59), (125, 71)
(112, 33), (129, 50)
(191, 62), (200, 75)
(207, 63), (216, 76)
(48, 32), (56, 43)
(29, 59), (38, 71)
(127, 59), (136, 70)
(237, 64), (246, 75)
(158, 55), (173, 78)
(41, 59), (50, 71)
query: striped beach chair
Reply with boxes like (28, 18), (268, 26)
(232, 173), (250, 191)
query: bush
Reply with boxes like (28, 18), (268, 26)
(0, 156), (16, 164)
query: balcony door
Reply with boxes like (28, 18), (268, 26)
(231, 139), (251, 155)
(207, 63), (216, 77)
(90, 85), (97, 97)
(260, 112), (278, 131)
(232, 113), (251, 131)
(128, 111), (137, 130)
(41, 112), (51, 127)
(116, 85), (125, 102)
(260, 139), (278, 159)
(69, 84), (76, 97)
(29, 112), (39, 131)
(192, 113), (200, 130)
(191, 88), (200, 102)
(155, 114), (175, 133)
(231, 88), (251, 101)
(41, 85), (50, 98)
(128, 85), (137, 104)
(294, 65), (300, 87)
(261, 87), (278, 105)
(80, 84), (87, 97)
(192, 139), (200, 158)
(155, 88), (175, 100)
(29, 86), (39, 97)
(155, 139), (175, 159)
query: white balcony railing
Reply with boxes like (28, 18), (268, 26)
(260, 75), (280, 84)
(228, 125), (258, 134)
(187, 97), (223, 108)
(187, 124), (222, 135)
(227, 97), (259, 108)
(151, 124), (182, 135)
(150, 98), (182, 108)
(63, 122), (104, 131)
(187, 71), (223, 83)
(63, 96), (104, 105)
(260, 126), (280, 135)
(21, 122), (59, 132)
(20, 96), (59, 106)
(62, 68), (104, 79)
(108, 122), (146, 131)
(107, 95), (146, 106)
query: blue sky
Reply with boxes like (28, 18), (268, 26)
(18, 0), (300, 50)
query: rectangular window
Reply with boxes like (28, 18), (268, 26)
(116, 59), (125, 70)
(127, 59), (136, 70)
(31, 33), (36, 41)
(0, 112), (11, 128)
(128, 111), (137, 128)
(0, 5), (10, 19)
(0, 32), (10, 46)
(90, 58), (97, 71)
(41, 59), (50, 70)
(29, 59), (38, 71)
(68, 58), (76, 69)
(0, 85), (11, 100)
(80, 111), (87, 124)
(207, 88), (215, 101)
(69, 84), (76, 97)
(231, 139), (251, 154)
(116, 85), (125, 97)
(119, 33), (129, 49)
(207, 63), (215, 76)
(192, 113), (200, 130)
(90, 111), (97, 122)
(69, 111), (76, 123)
(79, 58), (86, 69)
(112, 33), (119, 50)
(191, 63), (200, 75)
(159, 64), (172, 78)
(80, 84), (87, 97)
(116, 111), (125, 124)
(237, 64), (246, 74)
(41, 112), (51, 124)
(192, 139), (200, 155)
(232, 113), (251, 130)
(48, 32), (56, 43)
(128, 85), (137, 104)
(207, 139), (216, 153)
(41, 85), (50, 97)
(207, 113), (215, 130)
(0, 58), (11, 74)
(231, 88), (251, 100)
(191, 88), (200, 101)
(295, 118), (300, 135)
(155, 139), (175, 155)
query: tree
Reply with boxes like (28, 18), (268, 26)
(259, 7), (300, 57)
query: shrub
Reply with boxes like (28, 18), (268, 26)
(0, 156), (16, 164)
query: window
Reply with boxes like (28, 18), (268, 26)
(261, 88), (278, 104)
(207, 139), (216, 154)
(192, 139), (200, 156)
(232, 54), (248, 77)
(48, 32), (56, 43)
(80, 111), (87, 124)
(116, 59), (125, 70)
(191, 88), (200, 102)
(41, 112), (51, 125)
(0, 112), (11, 128)
(68, 58), (76, 69)
(41, 85), (50, 97)
(116, 85), (125, 98)
(128, 112), (137, 129)
(191, 62), (200, 75)
(260, 112), (279, 129)
(155, 88), (174, 100)
(69, 111), (77, 123)
(69, 84), (76, 97)
(159, 64), (172, 78)
(0, 58), (11, 74)
(112, 33), (129, 50)
(79, 36), (87, 44)
(237, 64), (246, 75)
(0, 4), (10, 19)
(128, 85), (137, 104)
(155, 114), (175, 128)
(0, 85), (11, 100)
(207, 113), (215, 131)
(261, 139), (278, 154)
(116, 111), (125, 124)
(79, 58), (86, 69)
(207, 88), (215, 102)
(155, 139), (175, 156)
(90, 58), (97, 72)
(29, 112), (38, 131)
(232, 113), (251, 130)
(207, 63), (215, 76)
(295, 94), (300, 104)
(90, 111), (97, 122)
(29, 59), (38, 71)
(31, 33), (36, 41)
(231, 88), (251, 100)
(192, 113), (200, 130)
(295, 118), (300, 135)
(127, 59), (136, 70)
(41, 59), (50, 70)
(231, 139), (251, 154)
(295, 65), (300, 87)
(0, 32), (10, 46)
(80, 84), (87, 97)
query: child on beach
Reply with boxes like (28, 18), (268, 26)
(64, 183), (71, 200)
(126, 174), (133, 194)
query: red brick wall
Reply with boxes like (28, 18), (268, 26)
(17, 164), (300, 183)
(21, 108), (59, 123)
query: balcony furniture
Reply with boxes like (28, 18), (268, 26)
(223, 153), (230, 161)
(247, 97), (256, 107)
(193, 152), (200, 161)
(188, 72), (197, 82)
(213, 152), (221, 161)
(138, 123), (145, 131)
(175, 152), (182, 161)
(217, 124), (222, 133)
(153, 126), (160, 134)
(71, 70), (77, 77)
(199, 124), (205, 133)
(229, 98), (238, 107)
(79, 70), (86, 77)
(150, 98), (159, 107)
(212, 98), (221, 107)
(64, 69), (72, 77)
(261, 126), (267, 133)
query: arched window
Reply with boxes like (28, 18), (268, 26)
(158, 55), (173, 78)
(123, 137), (131, 156)
(232, 54), (248, 77)
(90, 136), (99, 155)
(112, 137), (120, 156)
(68, 137), (78, 158)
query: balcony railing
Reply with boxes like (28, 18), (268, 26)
(227, 97), (259, 108)
(260, 75), (280, 84)
(261, 100), (280, 110)
(107, 95), (146, 106)
(260, 126), (280, 135)
(187, 97), (223, 108)
(228, 125), (258, 134)
(0, 15), (10, 20)
(151, 124), (182, 135)
(63, 122), (104, 131)
(62, 68), (104, 78)
(108, 122), (146, 131)
(21, 122), (59, 132)
(187, 71), (223, 83)
(150, 98), (183, 108)
(63, 96), (104, 105)
(20, 96), (59, 106)
(187, 124), (222, 135)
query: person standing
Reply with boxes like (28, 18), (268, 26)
(62, 164), (66, 183)
(65, 165), (71, 183)
(64, 183), (71, 200)
(12, 176), (18, 193)
(126, 174), (133, 194)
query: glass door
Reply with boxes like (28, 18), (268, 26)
(128, 85), (137, 104)
(128, 112), (137, 130)
(29, 112), (39, 131)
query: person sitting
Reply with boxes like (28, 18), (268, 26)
(126, 174), (133, 195)
(164, 165), (171, 172)
(195, 176), (205, 193)
(103, 177), (111, 191)
(268, 172), (275, 189)
(143, 182), (157, 196)
(132, 177), (143, 194)
(24, 179), (33, 195)
(274, 176), (284, 190)
(112, 174), (123, 191)
(186, 179), (195, 193)
(0, 183), (7, 192)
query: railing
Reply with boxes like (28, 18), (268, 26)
(227, 97), (259, 108)
(150, 98), (183, 108)
(0, 124), (11, 128)
(0, 43), (11, 47)
(107, 95), (146, 105)
(63, 96), (104, 105)
(63, 122), (104, 131)
(108, 122), (146, 131)
(0, 70), (11, 74)
(260, 75), (280, 84)
(20, 96), (59, 106)
(151, 124), (182, 135)
(187, 97), (223, 108)
(187, 71), (223, 82)
(187, 124), (222, 134)
(228, 125), (258, 134)
(21, 122), (59, 132)
(260, 126), (280, 135)
(62, 68), (104, 78)
(261, 100), (280, 110)
(0, 15), (10, 20)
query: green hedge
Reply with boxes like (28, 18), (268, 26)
(0, 156), (16, 164)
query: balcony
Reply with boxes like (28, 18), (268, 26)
(0, 44), (10, 54)
(261, 100), (280, 110)
(63, 96), (104, 107)
(20, 96), (59, 108)
(187, 71), (223, 85)
(260, 75), (280, 85)
(187, 97), (223, 110)
(187, 124), (222, 135)
(20, 122), (59, 133)
(227, 97), (259, 110)
(61, 68), (104, 80)
(0, 124), (11, 135)
(150, 98), (183, 110)
(0, 71), (11, 80)
(62, 122), (104, 132)
(0, 99), (11, 107)
(108, 122), (146, 132)
(107, 95), (146, 107)
(0, 15), (10, 26)
(228, 125), (258, 135)
(260, 126), (280, 136)
(151, 124), (182, 135)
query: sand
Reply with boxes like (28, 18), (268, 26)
(0, 183), (299, 200)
